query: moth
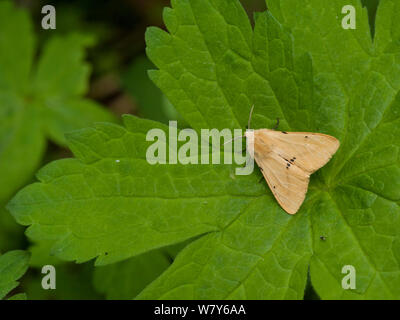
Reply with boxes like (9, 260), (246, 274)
(244, 107), (340, 215)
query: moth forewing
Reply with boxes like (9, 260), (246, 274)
(255, 151), (310, 214)
(249, 129), (340, 214)
(260, 130), (340, 173)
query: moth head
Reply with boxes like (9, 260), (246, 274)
(244, 129), (254, 139)
(244, 129), (255, 157)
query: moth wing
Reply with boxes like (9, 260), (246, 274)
(257, 130), (340, 174)
(254, 151), (310, 215)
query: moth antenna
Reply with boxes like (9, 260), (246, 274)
(223, 135), (245, 146)
(248, 105), (254, 130)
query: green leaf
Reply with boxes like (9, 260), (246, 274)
(0, 250), (30, 299)
(267, 0), (400, 299)
(0, 1), (116, 205)
(9, 115), (265, 265)
(0, 1), (34, 93)
(33, 34), (94, 99)
(8, 0), (400, 300)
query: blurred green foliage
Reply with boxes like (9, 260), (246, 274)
(0, 0), (116, 255)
